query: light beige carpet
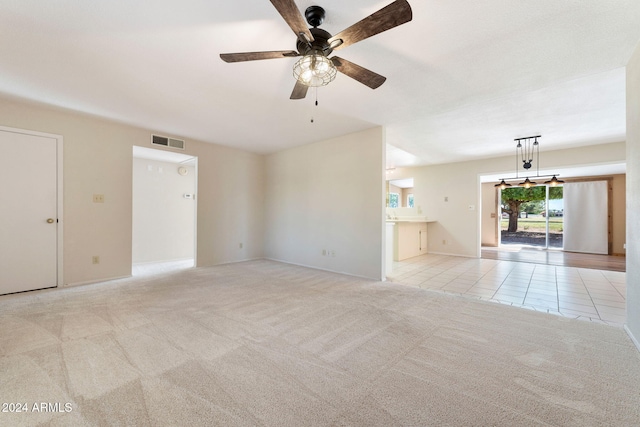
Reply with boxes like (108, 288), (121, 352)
(1, 260), (639, 426)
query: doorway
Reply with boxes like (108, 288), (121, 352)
(0, 126), (63, 295)
(132, 146), (197, 275)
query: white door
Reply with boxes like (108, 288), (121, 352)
(0, 129), (59, 294)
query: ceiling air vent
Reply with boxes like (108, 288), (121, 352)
(151, 134), (185, 150)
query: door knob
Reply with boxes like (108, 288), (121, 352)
(47, 218), (55, 224)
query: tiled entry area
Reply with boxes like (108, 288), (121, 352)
(388, 254), (626, 327)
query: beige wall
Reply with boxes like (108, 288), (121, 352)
(407, 142), (626, 257)
(0, 97), (264, 286)
(264, 127), (385, 280)
(626, 42), (640, 346)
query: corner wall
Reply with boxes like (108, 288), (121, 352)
(626, 43), (640, 347)
(0, 97), (264, 286)
(264, 127), (385, 280)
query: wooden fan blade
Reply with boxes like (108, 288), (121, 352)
(220, 51), (299, 63)
(331, 57), (386, 89)
(269, 0), (314, 43)
(290, 80), (309, 99)
(328, 0), (412, 50)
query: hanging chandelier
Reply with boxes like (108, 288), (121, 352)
(495, 135), (564, 189)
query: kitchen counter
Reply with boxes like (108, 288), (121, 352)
(386, 217), (436, 223)
(387, 219), (435, 261)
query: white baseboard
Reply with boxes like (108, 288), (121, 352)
(427, 251), (477, 258)
(132, 258), (193, 266)
(624, 324), (640, 353)
(264, 257), (382, 281)
(64, 275), (130, 288)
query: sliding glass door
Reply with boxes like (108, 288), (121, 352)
(545, 185), (564, 248)
(499, 185), (564, 249)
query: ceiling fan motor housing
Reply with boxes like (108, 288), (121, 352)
(297, 27), (334, 56)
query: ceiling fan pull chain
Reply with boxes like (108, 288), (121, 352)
(310, 88), (319, 123)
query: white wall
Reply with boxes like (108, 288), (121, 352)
(407, 142), (626, 257)
(0, 96), (265, 285)
(626, 43), (640, 347)
(132, 157), (195, 264)
(264, 127), (386, 280)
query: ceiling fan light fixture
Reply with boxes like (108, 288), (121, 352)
(293, 51), (337, 87)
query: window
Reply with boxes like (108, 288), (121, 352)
(389, 193), (399, 208)
(407, 194), (414, 208)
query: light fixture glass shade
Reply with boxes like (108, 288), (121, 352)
(544, 175), (564, 186)
(494, 179), (512, 189)
(518, 178), (536, 188)
(293, 52), (337, 87)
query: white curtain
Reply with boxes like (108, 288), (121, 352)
(563, 181), (608, 254)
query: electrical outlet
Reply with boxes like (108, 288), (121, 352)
(92, 256), (100, 264)
(93, 194), (104, 203)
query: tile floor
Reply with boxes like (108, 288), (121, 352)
(388, 253), (626, 327)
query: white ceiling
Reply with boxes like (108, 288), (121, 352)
(1, 1), (639, 169)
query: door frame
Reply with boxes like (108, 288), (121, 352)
(1, 125), (64, 287)
(131, 146), (197, 270)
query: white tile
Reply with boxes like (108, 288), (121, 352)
(391, 253), (625, 323)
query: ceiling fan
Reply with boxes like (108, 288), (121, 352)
(220, 0), (413, 100)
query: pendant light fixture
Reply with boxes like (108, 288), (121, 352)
(494, 135), (562, 188)
(518, 177), (537, 188)
(544, 175), (565, 186)
(496, 179), (512, 190)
